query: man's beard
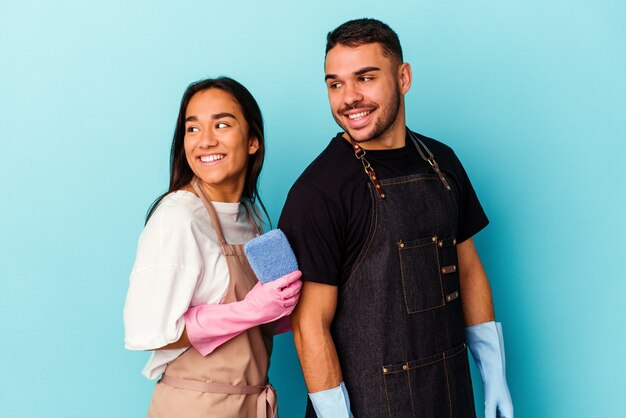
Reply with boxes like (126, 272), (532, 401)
(334, 87), (402, 143)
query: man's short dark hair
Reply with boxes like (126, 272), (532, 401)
(325, 18), (403, 63)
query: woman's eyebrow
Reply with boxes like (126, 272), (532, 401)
(211, 112), (236, 120)
(184, 113), (236, 123)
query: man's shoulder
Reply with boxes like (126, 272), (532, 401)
(410, 130), (468, 175)
(290, 134), (356, 194)
(412, 131), (457, 159)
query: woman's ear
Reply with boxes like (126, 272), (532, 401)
(248, 136), (260, 155)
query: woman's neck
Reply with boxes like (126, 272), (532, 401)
(184, 178), (244, 203)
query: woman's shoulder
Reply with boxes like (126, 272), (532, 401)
(150, 190), (201, 219)
(143, 190), (207, 234)
(135, 191), (214, 265)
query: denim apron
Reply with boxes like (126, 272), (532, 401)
(148, 179), (277, 418)
(306, 131), (476, 418)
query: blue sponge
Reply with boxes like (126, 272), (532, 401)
(244, 229), (299, 283)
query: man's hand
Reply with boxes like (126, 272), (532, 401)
(466, 321), (514, 418)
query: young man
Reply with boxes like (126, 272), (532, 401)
(279, 18), (514, 418)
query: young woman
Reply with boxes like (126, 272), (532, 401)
(124, 77), (301, 418)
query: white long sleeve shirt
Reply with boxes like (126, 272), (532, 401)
(123, 190), (260, 379)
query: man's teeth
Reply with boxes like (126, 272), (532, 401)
(348, 111), (371, 120)
(200, 154), (225, 163)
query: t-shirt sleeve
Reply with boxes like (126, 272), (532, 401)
(278, 181), (343, 286)
(123, 204), (202, 350)
(448, 150), (489, 243)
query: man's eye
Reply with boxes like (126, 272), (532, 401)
(329, 82), (342, 89)
(216, 122), (229, 129)
(186, 126), (199, 133)
(360, 76), (373, 82)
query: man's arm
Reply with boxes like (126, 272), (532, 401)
(292, 281), (343, 391)
(292, 281), (353, 417)
(457, 237), (495, 325)
(458, 237), (514, 417)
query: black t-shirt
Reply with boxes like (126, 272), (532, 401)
(278, 129), (489, 286)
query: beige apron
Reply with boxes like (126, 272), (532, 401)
(147, 179), (276, 418)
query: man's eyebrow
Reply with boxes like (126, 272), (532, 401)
(324, 66), (381, 81)
(354, 66), (380, 75)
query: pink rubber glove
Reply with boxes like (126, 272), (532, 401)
(273, 315), (293, 335)
(184, 270), (302, 356)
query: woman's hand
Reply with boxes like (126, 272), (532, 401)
(244, 270), (302, 324)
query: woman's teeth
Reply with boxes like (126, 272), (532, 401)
(348, 110), (371, 120)
(200, 154), (224, 163)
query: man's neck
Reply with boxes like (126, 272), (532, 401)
(342, 123), (407, 151)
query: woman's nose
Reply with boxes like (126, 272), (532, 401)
(199, 130), (218, 147)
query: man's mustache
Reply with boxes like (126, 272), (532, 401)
(339, 102), (376, 114)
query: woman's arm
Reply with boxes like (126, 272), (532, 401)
(181, 272), (302, 356)
(158, 328), (191, 350)
(157, 272), (302, 352)
(124, 202), (203, 352)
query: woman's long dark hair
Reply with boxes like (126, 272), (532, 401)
(146, 77), (270, 225)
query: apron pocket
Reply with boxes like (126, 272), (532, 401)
(398, 235), (445, 313)
(381, 343), (473, 418)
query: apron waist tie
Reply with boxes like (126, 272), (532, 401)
(160, 375), (277, 418)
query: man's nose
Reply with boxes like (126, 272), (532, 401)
(343, 82), (363, 107)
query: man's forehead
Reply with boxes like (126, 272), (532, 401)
(325, 43), (393, 72)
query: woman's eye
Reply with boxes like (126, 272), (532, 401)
(186, 126), (199, 133)
(216, 122), (229, 129)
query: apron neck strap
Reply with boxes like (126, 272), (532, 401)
(407, 130), (452, 191)
(347, 130), (452, 195)
(347, 137), (386, 199)
(191, 178), (228, 245)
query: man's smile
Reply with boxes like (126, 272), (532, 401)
(348, 110), (371, 120)
(342, 107), (376, 129)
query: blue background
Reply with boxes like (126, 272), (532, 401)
(1, 1), (625, 417)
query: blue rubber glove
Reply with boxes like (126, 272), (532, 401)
(308, 381), (354, 418)
(466, 321), (514, 418)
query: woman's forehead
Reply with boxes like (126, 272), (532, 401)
(186, 88), (242, 117)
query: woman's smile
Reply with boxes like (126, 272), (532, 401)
(198, 154), (226, 164)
